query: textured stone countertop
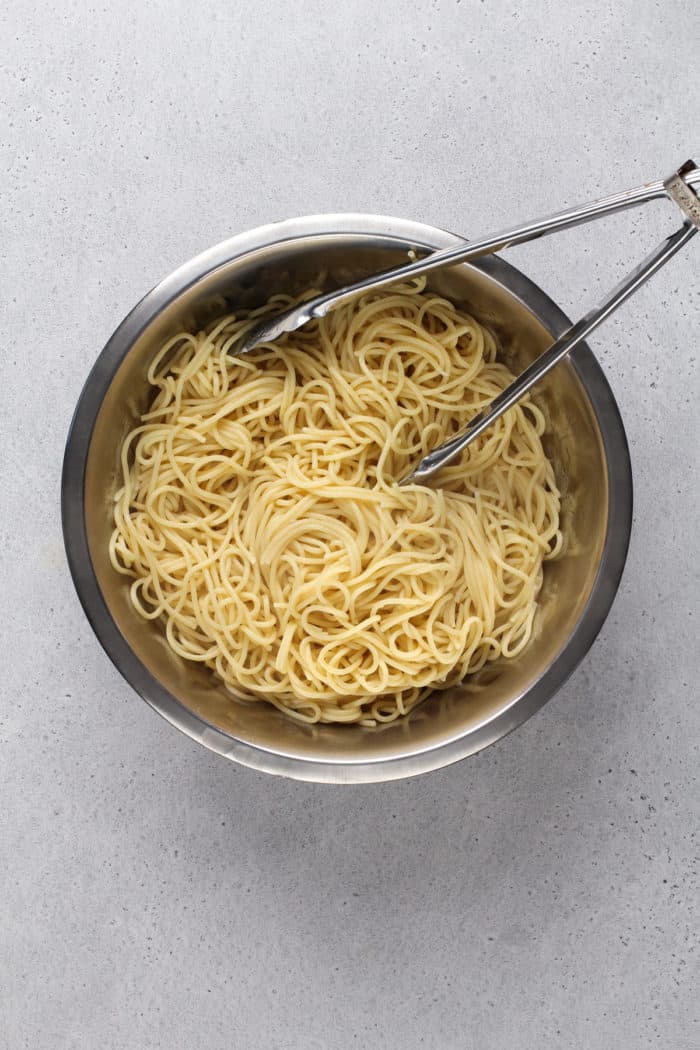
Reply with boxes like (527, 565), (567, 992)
(2, 1), (699, 1047)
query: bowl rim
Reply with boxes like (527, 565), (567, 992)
(62, 213), (633, 783)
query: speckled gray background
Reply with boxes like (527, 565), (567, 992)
(2, 1), (699, 1047)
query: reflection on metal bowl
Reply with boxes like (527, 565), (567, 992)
(62, 215), (632, 783)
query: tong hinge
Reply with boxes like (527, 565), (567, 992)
(664, 159), (700, 228)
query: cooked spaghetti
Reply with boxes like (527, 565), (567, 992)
(109, 279), (562, 725)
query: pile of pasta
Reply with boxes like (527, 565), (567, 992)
(110, 281), (561, 725)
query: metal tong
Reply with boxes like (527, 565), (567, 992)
(240, 161), (700, 485)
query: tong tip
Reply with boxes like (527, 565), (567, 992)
(237, 305), (314, 355)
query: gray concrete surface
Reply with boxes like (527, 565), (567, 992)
(2, 1), (699, 1047)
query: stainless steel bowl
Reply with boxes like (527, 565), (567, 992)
(62, 215), (632, 783)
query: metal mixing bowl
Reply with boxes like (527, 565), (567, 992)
(62, 215), (632, 783)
